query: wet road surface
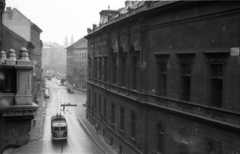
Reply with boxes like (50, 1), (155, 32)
(11, 78), (103, 154)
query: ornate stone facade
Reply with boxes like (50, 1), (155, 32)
(85, 1), (240, 154)
(0, 48), (38, 153)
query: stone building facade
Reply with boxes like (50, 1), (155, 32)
(42, 42), (65, 73)
(3, 7), (43, 103)
(66, 37), (88, 88)
(0, 2), (38, 152)
(66, 44), (73, 85)
(85, 1), (240, 154)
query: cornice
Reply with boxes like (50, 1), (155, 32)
(2, 104), (38, 118)
(0, 0), (5, 10)
(87, 81), (240, 131)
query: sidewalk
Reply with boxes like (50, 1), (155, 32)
(30, 90), (45, 140)
(78, 118), (117, 154)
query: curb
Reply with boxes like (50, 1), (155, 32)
(30, 100), (45, 141)
(77, 118), (106, 154)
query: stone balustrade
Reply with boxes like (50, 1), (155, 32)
(0, 47), (38, 117)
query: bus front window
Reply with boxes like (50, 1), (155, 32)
(61, 127), (67, 131)
(53, 127), (60, 131)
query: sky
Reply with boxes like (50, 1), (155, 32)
(6, 0), (125, 45)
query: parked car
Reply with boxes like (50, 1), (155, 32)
(67, 88), (74, 94)
(44, 89), (50, 98)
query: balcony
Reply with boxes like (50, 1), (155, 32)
(0, 47), (38, 152)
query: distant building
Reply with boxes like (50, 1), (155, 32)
(85, 1), (240, 154)
(70, 35), (74, 45)
(42, 42), (66, 73)
(66, 37), (87, 88)
(1, 25), (28, 56)
(2, 7), (43, 103)
(64, 36), (69, 47)
(3, 7), (43, 73)
(42, 44), (51, 69)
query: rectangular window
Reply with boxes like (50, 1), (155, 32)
(87, 90), (91, 109)
(131, 56), (139, 90)
(60, 126), (67, 131)
(120, 107), (124, 131)
(207, 139), (222, 154)
(210, 64), (223, 108)
(0, 70), (16, 93)
(157, 122), (164, 153)
(99, 58), (102, 80)
(181, 63), (191, 101)
(53, 127), (60, 131)
(158, 63), (167, 96)
(111, 103), (115, 128)
(88, 58), (91, 77)
(104, 57), (108, 82)
(112, 57), (117, 84)
(104, 98), (106, 117)
(180, 131), (189, 154)
(99, 95), (101, 115)
(131, 111), (136, 138)
(119, 145), (123, 154)
(94, 58), (97, 79)
(94, 92), (97, 111)
(120, 56), (126, 87)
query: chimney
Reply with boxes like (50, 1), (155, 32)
(6, 7), (11, 12)
(125, 1), (131, 7)
(93, 24), (97, 31)
(87, 28), (92, 34)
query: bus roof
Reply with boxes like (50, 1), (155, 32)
(51, 115), (66, 122)
(52, 120), (67, 127)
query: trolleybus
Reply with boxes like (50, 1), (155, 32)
(51, 114), (68, 140)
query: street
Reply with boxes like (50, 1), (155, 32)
(10, 78), (104, 154)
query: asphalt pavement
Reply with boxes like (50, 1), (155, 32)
(4, 79), (117, 154)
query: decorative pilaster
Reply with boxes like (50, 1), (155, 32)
(0, 46), (38, 153)
(15, 47), (33, 105)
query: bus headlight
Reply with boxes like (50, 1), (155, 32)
(63, 131), (67, 137)
(52, 132), (57, 137)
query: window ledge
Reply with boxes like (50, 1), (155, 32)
(175, 52), (196, 55)
(129, 89), (138, 92)
(130, 137), (136, 142)
(119, 129), (125, 135)
(111, 123), (115, 129)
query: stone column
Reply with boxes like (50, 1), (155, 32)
(15, 47), (33, 105)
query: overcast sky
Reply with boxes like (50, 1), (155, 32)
(6, 0), (125, 45)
